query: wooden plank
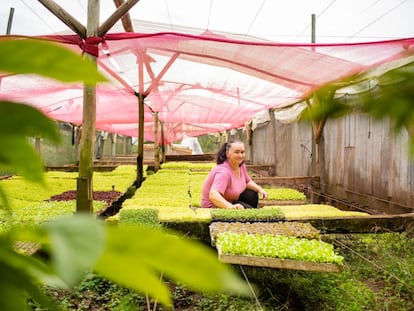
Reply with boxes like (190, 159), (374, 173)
(254, 176), (320, 187)
(297, 213), (414, 233)
(14, 241), (41, 256)
(218, 252), (342, 273)
(260, 199), (307, 206)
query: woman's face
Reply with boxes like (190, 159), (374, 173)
(226, 142), (245, 166)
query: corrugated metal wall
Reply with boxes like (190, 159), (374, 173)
(251, 119), (313, 177)
(324, 113), (413, 210)
(250, 112), (414, 211)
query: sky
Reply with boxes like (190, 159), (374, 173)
(1, 0), (414, 43)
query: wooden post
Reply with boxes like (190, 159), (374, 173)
(111, 133), (116, 158)
(154, 112), (160, 172)
(6, 7), (14, 34)
(34, 137), (41, 155)
(77, 0), (100, 213)
(310, 14), (317, 175)
(160, 121), (166, 163)
(270, 109), (278, 176)
(37, 0), (140, 211)
(74, 125), (81, 165)
(136, 92), (145, 187)
(136, 51), (145, 187)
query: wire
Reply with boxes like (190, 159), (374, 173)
(206, 0), (213, 30)
(345, 0), (409, 42)
(244, 0), (266, 39)
(294, 0), (337, 42)
(333, 237), (414, 292)
(19, 0), (57, 33)
(76, 0), (87, 15)
(164, 0), (174, 31)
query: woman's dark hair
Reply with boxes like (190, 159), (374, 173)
(216, 140), (243, 164)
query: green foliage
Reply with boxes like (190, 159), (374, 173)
(302, 86), (354, 122)
(244, 267), (376, 311)
(0, 38), (106, 84)
(210, 208), (284, 222)
(197, 134), (221, 154)
(94, 223), (250, 305)
(338, 233), (414, 310)
(264, 187), (307, 201)
(92, 166), (137, 192)
(273, 204), (370, 219)
(362, 64), (414, 130)
(210, 221), (320, 243)
(216, 232), (344, 264)
(0, 102), (60, 184)
(161, 161), (214, 170)
(301, 63), (414, 152)
(123, 163), (212, 221)
(119, 208), (160, 227)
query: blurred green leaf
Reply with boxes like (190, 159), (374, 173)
(40, 215), (106, 287)
(301, 86), (353, 122)
(95, 225), (250, 306)
(0, 245), (59, 310)
(0, 101), (60, 142)
(362, 64), (414, 130)
(0, 135), (46, 183)
(0, 266), (55, 311)
(305, 99), (353, 121)
(0, 38), (106, 83)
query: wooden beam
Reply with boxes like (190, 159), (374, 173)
(295, 213), (414, 233)
(112, 0), (134, 32)
(37, 0), (86, 38)
(77, 0), (100, 213)
(218, 252), (342, 273)
(99, 0), (140, 36)
(154, 112), (160, 172)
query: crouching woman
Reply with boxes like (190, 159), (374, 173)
(200, 140), (267, 209)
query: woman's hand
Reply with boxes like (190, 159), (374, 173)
(229, 203), (244, 209)
(259, 189), (268, 200)
(247, 180), (268, 200)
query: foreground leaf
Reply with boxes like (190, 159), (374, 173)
(0, 38), (106, 83)
(40, 215), (106, 287)
(95, 225), (250, 306)
(0, 101), (60, 142)
(0, 240), (60, 310)
(0, 135), (46, 183)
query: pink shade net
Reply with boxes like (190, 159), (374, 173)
(1, 32), (413, 144)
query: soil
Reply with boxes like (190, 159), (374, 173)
(47, 190), (123, 218)
(48, 190), (123, 205)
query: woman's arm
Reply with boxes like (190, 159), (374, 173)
(246, 180), (268, 199)
(209, 189), (244, 209)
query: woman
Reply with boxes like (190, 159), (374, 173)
(200, 140), (268, 209)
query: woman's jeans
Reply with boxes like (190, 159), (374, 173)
(232, 189), (259, 208)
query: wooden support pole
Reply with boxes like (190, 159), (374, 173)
(137, 92), (144, 187)
(154, 112), (160, 172)
(99, 0), (140, 36)
(6, 7), (14, 34)
(77, 0), (99, 213)
(161, 121), (166, 163)
(136, 52), (145, 187)
(112, 0), (134, 32)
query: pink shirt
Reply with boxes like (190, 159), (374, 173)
(200, 161), (251, 208)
